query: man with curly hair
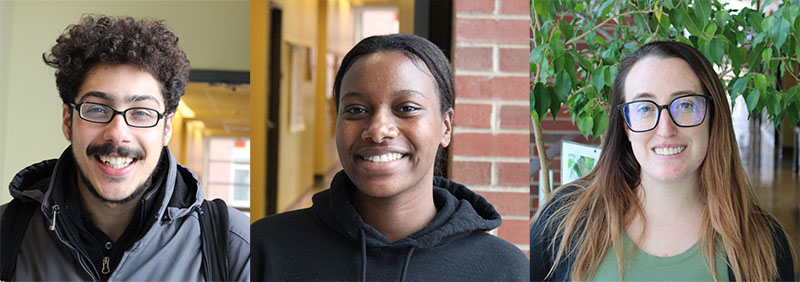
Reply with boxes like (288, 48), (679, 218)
(0, 15), (250, 281)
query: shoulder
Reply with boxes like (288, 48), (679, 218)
(530, 182), (587, 281)
(251, 208), (319, 244)
(763, 213), (795, 281)
(226, 207), (250, 245)
(454, 232), (529, 280)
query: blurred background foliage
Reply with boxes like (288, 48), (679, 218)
(532, 0), (800, 197)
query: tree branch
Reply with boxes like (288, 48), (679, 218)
(565, 9), (657, 47)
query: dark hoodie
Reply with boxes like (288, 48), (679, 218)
(251, 170), (529, 281)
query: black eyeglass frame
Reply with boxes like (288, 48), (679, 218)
(68, 102), (165, 128)
(616, 94), (712, 133)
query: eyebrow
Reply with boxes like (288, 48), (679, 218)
(79, 91), (162, 106)
(631, 90), (700, 101)
(340, 89), (426, 100)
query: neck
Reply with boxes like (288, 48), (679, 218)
(638, 172), (703, 219)
(353, 178), (437, 242)
(77, 180), (143, 242)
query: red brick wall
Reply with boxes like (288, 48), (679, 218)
(451, 0), (530, 254)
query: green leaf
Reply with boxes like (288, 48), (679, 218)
(660, 13), (672, 32)
(746, 88), (761, 113)
(716, 11), (730, 27)
(762, 48), (772, 68)
(604, 65), (616, 88)
(730, 74), (750, 100)
(704, 20), (718, 36)
(729, 45), (744, 75)
(591, 66), (606, 91)
(748, 43), (765, 71)
(554, 70), (571, 103)
(575, 3), (585, 12)
(577, 116), (594, 138)
(530, 89), (539, 123)
(550, 40), (564, 60)
(754, 73), (767, 94)
(708, 38), (724, 65)
(633, 13), (650, 33)
(694, 0), (711, 23)
(550, 85), (561, 121)
(577, 55), (592, 71)
(673, 7), (701, 36)
(592, 111), (609, 141)
(559, 19), (574, 42)
(595, 0), (615, 19)
(769, 17), (791, 49)
(533, 0), (549, 21)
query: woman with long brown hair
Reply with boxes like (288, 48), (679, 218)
(530, 41), (794, 281)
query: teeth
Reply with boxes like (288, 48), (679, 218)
(654, 146), (686, 156)
(98, 155), (134, 169)
(363, 153), (404, 163)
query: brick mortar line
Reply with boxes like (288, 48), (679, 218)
(513, 244), (530, 250)
(454, 70), (528, 76)
(454, 42), (527, 48)
(503, 215), (531, 221)
(492, 45), (499, 73)
(453, 127), (528, 134)
(468, 186), (530, 193)
(455, 13), (529, 20)
(490, 102), (499, 132)
(452, 156), (529, 162)
(493, 0), (500, 14)
(456, 99), (528, 105)
(490, 161), (497, 186)
(541, 129), (591, 134)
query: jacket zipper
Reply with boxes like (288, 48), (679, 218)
(101, 256), (110, 274)
(49, 205), (59, 230)
(49, 204), (102, 282)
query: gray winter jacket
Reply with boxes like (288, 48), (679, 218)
(0, 147), (250, 281)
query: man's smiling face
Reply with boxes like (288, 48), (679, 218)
(62, 63), (173, 204)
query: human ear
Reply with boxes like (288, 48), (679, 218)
(440, 108), (453, 148)
(162, 113), (174, 146)
(62, 104), (72, 142)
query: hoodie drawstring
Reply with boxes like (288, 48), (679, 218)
(398, 247), (416, 282)
(49, 205), (60, 231)
(360, 228), (367, 282)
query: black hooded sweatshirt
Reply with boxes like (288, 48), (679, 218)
(252, 170), (529, 281)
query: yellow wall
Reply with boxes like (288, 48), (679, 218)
(0, 0), (248, 204)
(250, 0), (269, 221)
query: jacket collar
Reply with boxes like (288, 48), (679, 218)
(8, 146), (203, 222)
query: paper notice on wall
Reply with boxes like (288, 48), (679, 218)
(289, 44), (306, 133)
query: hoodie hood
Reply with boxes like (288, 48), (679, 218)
(8, 146), (204, 223)
(312, 170), (502, 250)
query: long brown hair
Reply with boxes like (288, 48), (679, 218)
(543, 41), (791, 281)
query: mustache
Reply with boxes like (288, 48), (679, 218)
(86, 143), (145, 160)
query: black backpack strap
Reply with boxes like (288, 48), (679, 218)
(1, 199), (38, 281)
(198, 199), (229, 281)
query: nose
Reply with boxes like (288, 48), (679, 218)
(362, 109), (398, 143)
(654, 107), (677, 137)
(102, 113), (134, 144)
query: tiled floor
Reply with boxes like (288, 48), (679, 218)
(748, 154), (799, 275)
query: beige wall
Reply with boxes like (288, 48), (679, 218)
(0, 0), (248, 204)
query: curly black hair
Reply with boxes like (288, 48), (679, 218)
(43, 15), (190, 114)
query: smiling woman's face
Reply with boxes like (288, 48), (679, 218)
(336, 51), (452, 199)
(624, 56), (710, 184)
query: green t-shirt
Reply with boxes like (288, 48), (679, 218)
(590, 233), (729, 281)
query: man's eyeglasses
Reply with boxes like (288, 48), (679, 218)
(69, 102), (164, 128)
(616, 94), (712, 133)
